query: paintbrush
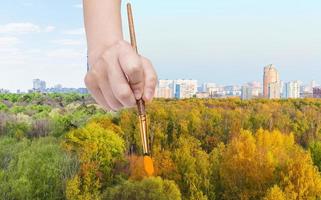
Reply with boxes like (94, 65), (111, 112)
(127, 3), (154, 177)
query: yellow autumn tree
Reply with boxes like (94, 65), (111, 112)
(63, 122), (125, 200)
(219, 130), (275, 199)
(263, 185), (286, 200)
(280, 148), (321, 200)
(219, 129), (321, 200)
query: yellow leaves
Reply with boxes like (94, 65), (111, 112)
(153, 150), (180, 181)
(218, 129), (321, 200)
(220, 130), (275, 199)
(128, 155), (149, 180)
(263, 185), (286, 200)
(66, 175), (81, 200)
(64, 121), (125, 200)
(280, 148), (321, 200)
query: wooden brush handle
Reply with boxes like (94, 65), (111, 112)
(127, 3), (145, 111)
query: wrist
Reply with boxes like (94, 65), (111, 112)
(87, 40), (123, 67)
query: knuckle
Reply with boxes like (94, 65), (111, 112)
(117, 40), (128, 47)
(116, 88), (131, 101)
(148, 75), (158, 86)
(143, 57), (153, 65)
(84, 73), (94, 87)
(101, 50), (113, 64)
(117, 40), (132, 50)
(128, 58), (142, 75)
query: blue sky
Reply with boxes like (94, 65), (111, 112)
(0, 0), (320, 91)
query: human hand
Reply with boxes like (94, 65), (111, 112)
(84, 40), (158, 111)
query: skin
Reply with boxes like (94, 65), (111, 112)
(83, 0), (158, 111)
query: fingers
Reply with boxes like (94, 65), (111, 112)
(93, 62), (123, 111)
(118, 41), (144, 100)
(141, 57), (158, 102)
(84, 40), (158, 111)
(84, 72), (111, 111)
(102, 51), (136, 107)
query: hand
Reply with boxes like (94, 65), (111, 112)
(84, 40), (158, 111)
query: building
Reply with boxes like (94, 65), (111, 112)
(0, 89), (9, 94)
(196, 92), (210, 99)
(283, 81), (300, 99)
(173, 79), (198, 99)
(156, 87), (173, 98)
(33, 79), (46, 92)
(203, 83), (224, 97)
(223, 85), (241, 97)
(202, 83), (216, 92)
(263, 64), (280, 99)
(246, 81), (262, 97)
(313, 87), (321, 98)
(241, 85), (253, 100)
(155, 79), (174, 98)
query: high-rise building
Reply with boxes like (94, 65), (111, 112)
(157, 87), (173, 98)
(241, 85), (253, 100)
(175, 84), (181, 99)
(33, 79), (46, 92)
(0, 89), (9, 94)
(155, 79), (174, 98)
(263, 64), (280, 99)
(173, 79), (198, 99)
(313, 87), (321, 98)
(202, 83), (216, 92)
(283, 81), (300, 99)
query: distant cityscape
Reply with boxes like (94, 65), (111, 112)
(0, 79), (88, 95)
(0, 64), (321, 99)
(154, 64), (321, 100)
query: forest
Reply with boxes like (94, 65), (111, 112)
(1, 93), (321, 200)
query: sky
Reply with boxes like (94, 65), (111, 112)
(0, 0), (320, 91)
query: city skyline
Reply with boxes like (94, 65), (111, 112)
(0, 0), (321, 91)
(0, 73), (319, 94)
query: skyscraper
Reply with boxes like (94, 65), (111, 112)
(263, 64), (280, 99)
(313, 87), (321, 98)
(241, 85), (253, 100)
(155, 79), (174, 98)
(284, 81), (300, 99)
(33, 79), (46, 92)
(173, 79), (198, 99)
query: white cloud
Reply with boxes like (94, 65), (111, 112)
(47, 48), (84, 59)
(0, 23), (40, 33)
(62, 28), (85, 36)
(51, 39), (85, 46)
(73, 4), (83, 9)
(0, 36), (20, 47)
(44, 26), (56, 32)
(0, 23), (55, 34)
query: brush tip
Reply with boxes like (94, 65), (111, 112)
(143, 156), (154, 176)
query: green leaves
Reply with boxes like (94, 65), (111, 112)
(102, 177), (181, 200)
(0, 137), (78, 200)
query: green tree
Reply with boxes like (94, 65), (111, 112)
(102, 177), (181, 200)
(0, 137), (77, 200)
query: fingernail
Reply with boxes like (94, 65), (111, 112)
(145, 89), (154, 101)
(133, 90), (142, 100)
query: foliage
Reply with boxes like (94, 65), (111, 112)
(1, 94), (321, 199)
(0, 137), (78, 200)
(64, 121), (125, 200)
(217, 129), (321, 200)
(102, 177), (181, 200)
(263, 185), (286, 200)
(310, 141), (321, 171)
